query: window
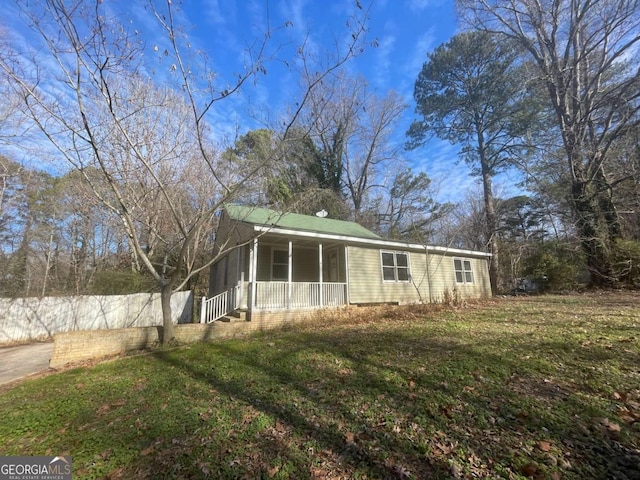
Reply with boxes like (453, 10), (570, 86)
(454, 258), (474, 284)
(272, 249), (289, 280)
(381, 251), (410, 282)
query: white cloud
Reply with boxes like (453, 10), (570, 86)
(407, 0), (446, 12)
(402, 29), (435, 85)
(372, 33), (397, 88)
(201, 0), (226, 25)
(407, 0), (431, 11)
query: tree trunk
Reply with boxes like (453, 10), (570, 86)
(567, 145), (622, 286)
(571, 178), (615, 286)
(482, 168), (500, 294)
(160, 284), (176, 345)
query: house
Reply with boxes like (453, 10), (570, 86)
(202, 205), (492, 323)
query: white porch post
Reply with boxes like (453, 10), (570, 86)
(318, 242), (323, 307)
(344, 245), (350, 305)
(287, 240), (292, 309)
(251, 238), (259, 310)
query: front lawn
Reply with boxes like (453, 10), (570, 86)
(1, 294), (639, 479)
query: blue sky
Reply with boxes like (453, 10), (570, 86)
(176, 0), (482, 201)
(2, 0), (523, 204)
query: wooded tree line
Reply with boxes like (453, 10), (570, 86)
(410, 0), (640, 292)
(1, 0), (639, 337)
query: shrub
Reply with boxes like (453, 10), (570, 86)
(611, 239), (640, 287)
(523, 244), (584, 292)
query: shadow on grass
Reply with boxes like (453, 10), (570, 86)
(105, 323), (640, 479)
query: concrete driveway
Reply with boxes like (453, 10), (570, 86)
(0, 343), (54, 386)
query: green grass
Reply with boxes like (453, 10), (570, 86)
(1, 294), (639, 479)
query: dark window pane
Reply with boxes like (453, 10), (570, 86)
(272, 264), (288, 280)
(463, 260), (472, 271)
(397, 268), (409, 281)
(465, 271), (473, 283)
(382, 252), (395, 266)
(396, 254), (408, 267)
(455, 271), (463, 283)
(383, 267), (396, 281)
(454, 259), (462, 270)
(273, 250), (288, 264)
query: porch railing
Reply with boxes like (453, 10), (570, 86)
(255, 281), (346, 310)
(200, 283), (242, 323)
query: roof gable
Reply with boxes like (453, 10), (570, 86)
(224, 205), (381, 240)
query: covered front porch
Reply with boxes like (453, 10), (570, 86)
(202, 234), (349, 323)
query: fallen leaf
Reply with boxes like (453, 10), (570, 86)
(613, 391), (627, 401)
(440, 404), (453, 418)
(596, 417), (621, 433)
(618, 414), (636, 425)
(345, 431), (356, 444)
(267, 465), (280, 477)
(607, 422), (621, 433)
(450, 461), (463, 478)
(393, 464), (411, 478)
(521, 463), (539, 477)
(310, 466), (330, 479)
(435, 442), (453, 455)
(537, 440), (552, 452)
(104, 467), (123, 479)
(140, 445), (155, 456)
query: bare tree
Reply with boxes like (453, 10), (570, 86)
(1, 0), (370, 343)
(458, 0), (640, 285)
(300, 72), (406, 219)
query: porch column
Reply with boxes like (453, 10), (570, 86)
(318, 242), (323, 307)
(251, 238), (259, 310)
(344, 245), (350, 305)
(287, 240), (292, 309)
(239, 271), (245, 309)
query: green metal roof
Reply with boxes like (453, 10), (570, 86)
(224, 205), (381, 240)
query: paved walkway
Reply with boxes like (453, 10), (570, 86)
(0, 343), (54, 386)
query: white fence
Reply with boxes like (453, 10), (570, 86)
(0, 291), (193, 344)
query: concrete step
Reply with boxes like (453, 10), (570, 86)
(218, 310), (247, 322)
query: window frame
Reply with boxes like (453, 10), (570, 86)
(380, 250), (411, 283)
(453, 257), (474, 284)
(271, 248), (289, 281)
